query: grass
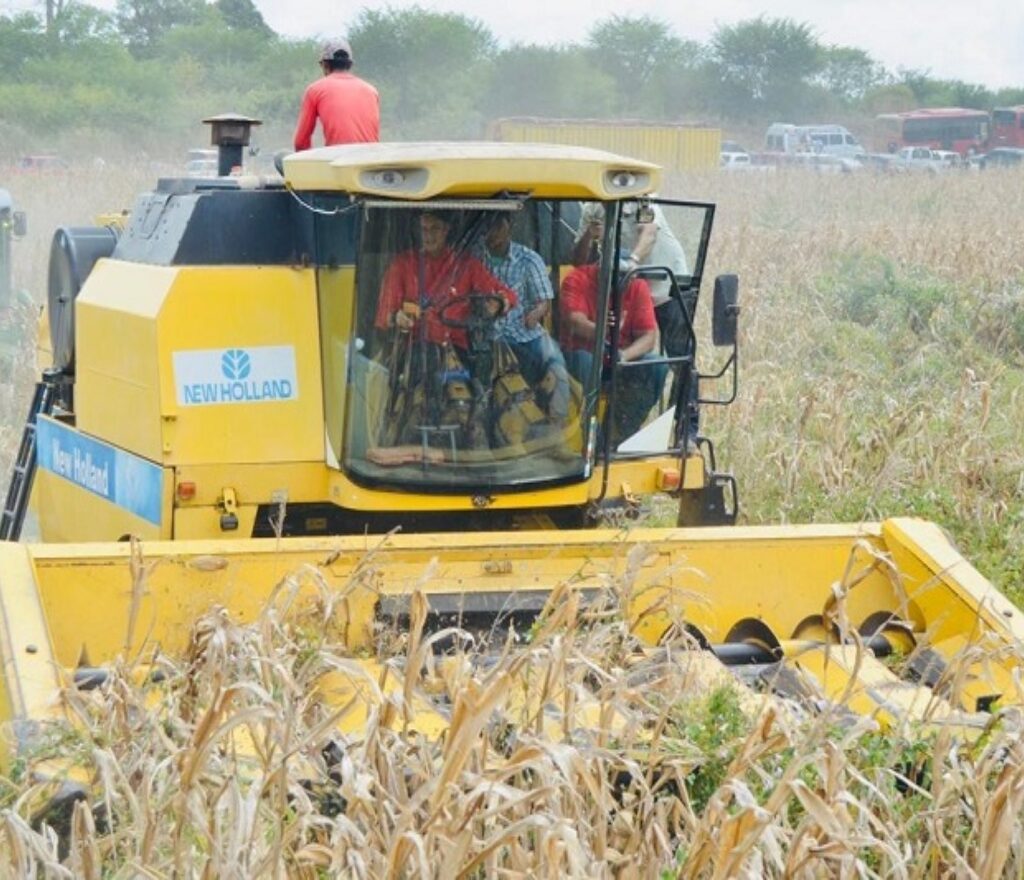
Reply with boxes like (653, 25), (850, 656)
(4, 163), (1024, 874)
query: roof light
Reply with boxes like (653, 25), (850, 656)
(371, 169), (405, 187)
(610, 171), (638, 188)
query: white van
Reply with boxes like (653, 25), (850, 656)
(764, 123), (866, 159)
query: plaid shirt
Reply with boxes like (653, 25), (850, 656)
(479, 241), (553, 344)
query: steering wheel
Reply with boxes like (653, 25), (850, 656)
(437, 292), (507, 329)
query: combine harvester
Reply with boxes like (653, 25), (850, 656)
(1, 115), (1022, 774)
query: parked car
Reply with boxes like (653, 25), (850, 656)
(931, 150), (964, 169)
(720, 150), (752, 169)
(764, 123), (866, 159)
(862, 152), (899, 173)
(892, 146), (944, 173)
(980, 147), (1024, 169)
(785, 153), (862, 173)
(14, 154), (70, 174)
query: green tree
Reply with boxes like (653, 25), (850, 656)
(115, 0), (207, 58)
(483, 44), (617, 120)
(349, 7), (496, 139)
(709, 17), (824, 118)
(215, 0), (272, 38)
(586, 15), (691, 114)
(0, 13), (46, 77)
(818, 46), (886, 103)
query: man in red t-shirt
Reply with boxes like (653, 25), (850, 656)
(560, 262), (667, 441)
(375, 210), (516, 351)
(293, 38), (380, 151)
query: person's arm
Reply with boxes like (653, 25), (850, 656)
(560, 269), (599, 345)
(619, 328), (656, 362)
(525, 300), (550, 329)
(628, 221), (658, 264)
(618, 278), (657, 361)
(523, 251), (554, 328)
(293, 87), (318, 152)
(375, 254), (412, 330)
(468, 258), (518, 314)
(571, 218), (603, 266)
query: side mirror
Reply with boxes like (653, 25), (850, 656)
(12, 211), (26, 237)
(712, 274), (740, 347)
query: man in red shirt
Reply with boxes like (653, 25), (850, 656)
(293, 38), (380, 151)
(375, 210), (516, 351)
(560, 262), (667, 442)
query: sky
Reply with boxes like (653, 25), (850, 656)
(1, 0), (1020, 90)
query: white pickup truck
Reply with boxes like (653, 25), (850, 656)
(892, 146), (945, 173)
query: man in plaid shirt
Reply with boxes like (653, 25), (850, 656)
(479, 214), (570, 425)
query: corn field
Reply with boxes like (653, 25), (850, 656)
(3, 164), (1024, 876)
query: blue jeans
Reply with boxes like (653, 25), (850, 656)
(507, 333), (571, 423)
(567, 349), (667, 443)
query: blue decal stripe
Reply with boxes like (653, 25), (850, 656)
(36, 418), (163, 526)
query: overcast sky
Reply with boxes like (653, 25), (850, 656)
(250, 0), (1023, 91)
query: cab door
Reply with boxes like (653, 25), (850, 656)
(605, 198), (715, 457)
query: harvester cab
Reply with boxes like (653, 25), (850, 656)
(14, 128), (739, 544)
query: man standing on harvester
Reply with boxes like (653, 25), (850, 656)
(293, 37), (380, 150)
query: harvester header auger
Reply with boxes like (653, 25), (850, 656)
(1, 122), (1023, 819)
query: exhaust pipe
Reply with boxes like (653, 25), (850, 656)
(202, 113), (262, 177)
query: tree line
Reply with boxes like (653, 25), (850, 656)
(1, 1), (1022, 157)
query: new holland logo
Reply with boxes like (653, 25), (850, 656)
(174, 345), (298, 407)
(221, 349), (252, 381)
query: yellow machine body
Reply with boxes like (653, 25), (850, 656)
(33, 142), (707, 542)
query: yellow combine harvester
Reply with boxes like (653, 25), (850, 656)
(1, 117), (1023, 767)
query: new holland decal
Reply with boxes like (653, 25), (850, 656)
(173, 345), (298, 406)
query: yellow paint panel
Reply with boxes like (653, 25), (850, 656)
(157, 266), (323, 465)
(35, 466), (172, 542)
(76, 261), (173, 460)
(6, 518), (1024, 737)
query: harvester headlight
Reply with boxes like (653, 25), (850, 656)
(610, 171), (637, 188)
(372, 169), (405, 187)
(359, 166), (429, 194)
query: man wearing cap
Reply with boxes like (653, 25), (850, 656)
(293, 38), (380, 151)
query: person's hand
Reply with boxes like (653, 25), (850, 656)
(483, 294), (508, 317)
(394, 309), (415, 331)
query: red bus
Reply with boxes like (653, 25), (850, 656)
(874, 108), (990, 156)
(991, 106), (1024, 148)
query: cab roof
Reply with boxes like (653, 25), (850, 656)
(283, 141), (660, 200)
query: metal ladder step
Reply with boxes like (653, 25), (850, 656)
(0, 380), (56, 541)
